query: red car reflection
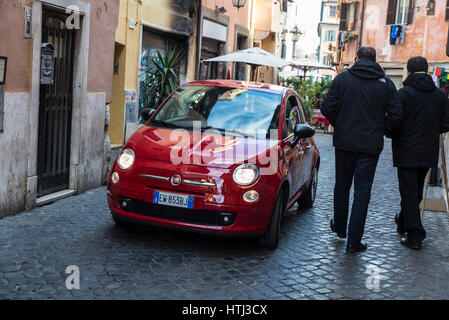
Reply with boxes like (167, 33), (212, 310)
(107, 80), (320, 248)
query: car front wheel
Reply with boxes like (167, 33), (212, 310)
(259, 190), (284, 249)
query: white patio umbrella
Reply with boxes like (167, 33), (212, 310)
(291, 58), (334, 71)
(290, 58), (335, 96)
(203, 47), (292, 81)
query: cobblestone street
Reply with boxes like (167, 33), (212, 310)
(1, 133), (449, 300)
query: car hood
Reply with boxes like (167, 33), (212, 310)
(127, 126), (279, 168)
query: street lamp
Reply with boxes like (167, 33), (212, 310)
(290, 26), (302, 59)
(281, 28), (287, 59)
(232, 0), (247, 10)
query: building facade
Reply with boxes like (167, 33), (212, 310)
(336, 0), (449, 192)
(200, 0), (251, 81)
(279, 0), (302, 61)
(317, 0), (339, 79)
(108, 0), (253, 147)
(279, 0), (323, 82)
(252, 0), (289, 84)
(0, 0), (119, 218)
(337, 0), (449, 88)
(109, 0), (200, 146)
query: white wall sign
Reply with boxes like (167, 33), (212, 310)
(202, 19), (227, 42)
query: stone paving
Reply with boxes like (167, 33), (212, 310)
(1, 134), (449, 300)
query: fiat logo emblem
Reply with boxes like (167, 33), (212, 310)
(171, 175), (182, 186)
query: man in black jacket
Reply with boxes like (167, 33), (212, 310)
(321, 46), (401, 253)
(387, 56), (449, 250)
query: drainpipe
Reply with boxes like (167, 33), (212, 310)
(195, 0), (202, 80)
(357, 0), (366, 51)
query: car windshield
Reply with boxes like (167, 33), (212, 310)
(150, 86), (282, 139)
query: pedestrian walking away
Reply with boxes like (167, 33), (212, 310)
(386, 56), (449, 251)
(321, 46), (401, 253)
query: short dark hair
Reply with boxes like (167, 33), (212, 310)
(407, 56), (429, 73)
(357, 46), (377, 62)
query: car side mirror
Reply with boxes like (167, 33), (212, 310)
(292, 124), (315, 148)
(141, 108), (156, 122)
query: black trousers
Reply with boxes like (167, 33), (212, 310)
(334, 149), (380, 244)
(397, 167), (428, 244)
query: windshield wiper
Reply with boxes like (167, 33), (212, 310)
(150, 119), (191, 129)
(204, 126), (256, 138)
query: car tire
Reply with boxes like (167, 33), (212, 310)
(258, 190), (284, 249)
(112, 214), (135, 229)
(297, 167), (318, 210)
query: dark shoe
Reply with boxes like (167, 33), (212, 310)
(395, 214), (405, 235)
(330, 219), (347, 239)
(346, 242), (368, 253)
(400, 238), (422, 250)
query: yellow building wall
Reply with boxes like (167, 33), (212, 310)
(115, 0), (127, 46)
(110, 44), (126, 145)
(108, 0), (198, 145)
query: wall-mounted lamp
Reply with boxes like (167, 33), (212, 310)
(232, 0), (247, 10)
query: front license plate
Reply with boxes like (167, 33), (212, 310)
(153, 191), (194, 209)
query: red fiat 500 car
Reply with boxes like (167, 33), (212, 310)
(107, 80), (320, 248)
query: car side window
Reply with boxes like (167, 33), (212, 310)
(284, 96), (301, 139)
(295, 96), (306, 124)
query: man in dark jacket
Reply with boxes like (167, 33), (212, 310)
(321, 46), (401, 253)
(387, 56), (449, 250)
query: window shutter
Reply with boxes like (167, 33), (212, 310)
(339, 3), (348, 31)
(407, 0), (415, 25)
(353, 2), (359, 29)
(283, 0), (288, 12)
(386, 0), (397, 25)
(446, 0), (449, 21)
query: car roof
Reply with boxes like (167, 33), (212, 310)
(183, 80), (288, 95)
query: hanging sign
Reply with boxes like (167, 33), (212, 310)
(40, 43), (55, 85)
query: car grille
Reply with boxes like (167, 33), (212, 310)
(118, 196), (236, 227)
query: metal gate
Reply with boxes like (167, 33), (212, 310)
(37, 12), (75, 197)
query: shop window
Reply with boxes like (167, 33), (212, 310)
(339, 2), (358, 31)
(386, 0), (414, 25)
(139, 29), (187, 113)
(200, 38), (226, 80)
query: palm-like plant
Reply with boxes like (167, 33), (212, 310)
(139, 45), (185, 122)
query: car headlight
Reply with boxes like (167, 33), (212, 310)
(233, 163), (260, 186)
(117, 148), (135, 170)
